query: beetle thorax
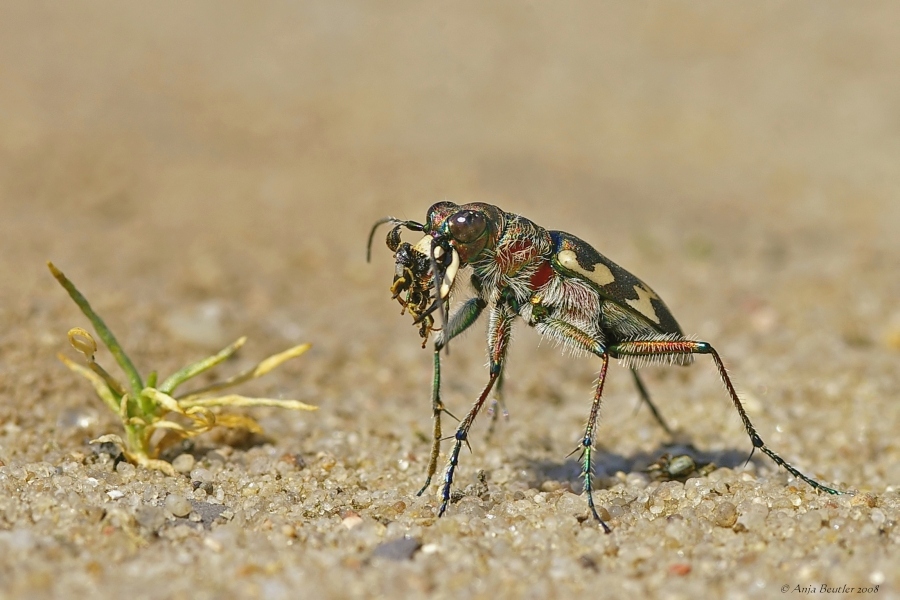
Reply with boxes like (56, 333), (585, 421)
(470, 214), (552, 303)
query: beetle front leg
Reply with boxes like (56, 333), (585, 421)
(610, 339), (843, 495)
(417, 297), (487, 496)
(439, 302), (514, 517)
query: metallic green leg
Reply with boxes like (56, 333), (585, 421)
(440, 302), (514, 516)
(580, 353), (612, 533)
(417, 297), (486, 496)
(528, 311), (614, 529)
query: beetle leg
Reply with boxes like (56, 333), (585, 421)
(581, 352), (612, 533)
(526, 312), (612, 531)
(486, 366), (508, 438)
(417, 297), (487, 496)
(609, 340), (843, 495)
(630, 368), (674, 437)
(438, 301), (514, 517)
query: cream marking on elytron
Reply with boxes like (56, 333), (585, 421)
(556, 249), (615, 286)
(625, 283), (661, 325)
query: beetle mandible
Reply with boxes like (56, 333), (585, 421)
(368, 201), (843, 532)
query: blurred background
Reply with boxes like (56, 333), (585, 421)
(3, 2), (898, 284)
(2, 0), (899, 438)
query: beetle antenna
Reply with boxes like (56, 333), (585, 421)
(367, 217), (399, 263)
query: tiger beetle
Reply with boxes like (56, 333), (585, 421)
(368, 202), (844, 532)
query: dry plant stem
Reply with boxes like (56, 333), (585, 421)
(178, 343), (312, 399)
(159, 337), (247, 395)
(48, 261), (317, 474)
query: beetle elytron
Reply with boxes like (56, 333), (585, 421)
(368, 202), (842, 531)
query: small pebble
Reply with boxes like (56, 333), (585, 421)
(736, 503), (768, 530)
(190, 468), (215, 483)
(341, 511), (363, 530)
(420, 544), (439, 555)
(166, 494), (192, 517)
(371, 536), (422, 561)
(135, 505), (166, 530)
(203, 537), (223, 553)
(714, 501), (738, 528)
(172, 454), (195, 474)
(191, 502), (227, 526)
(115, 462), (136, 479)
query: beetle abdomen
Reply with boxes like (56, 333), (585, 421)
(549, 231), (684, 338)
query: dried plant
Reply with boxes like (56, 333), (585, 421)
(49, 262), (315, 475)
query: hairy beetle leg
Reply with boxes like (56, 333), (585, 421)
(485, 367), (509, 439)
(610, 340), (844, 496)
(417, 296), (487, 497)
(417, 348), (445, 496)
(438, 302), (513, 516)
(439, 372), (499, 516)
(580, 353), (613, 533)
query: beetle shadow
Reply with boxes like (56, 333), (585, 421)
(524, 442), (761, 493)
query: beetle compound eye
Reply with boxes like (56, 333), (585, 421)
(448, 210), (486, 243)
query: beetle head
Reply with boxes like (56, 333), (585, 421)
(423, 202), (503, 266)
(367, 202), (504, 348)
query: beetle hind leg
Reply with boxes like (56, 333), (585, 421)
(630, 368), (674, 437)
(610, 339), (844, 495)
(486, 367), (509, 438)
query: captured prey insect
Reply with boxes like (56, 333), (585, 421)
(367, 202), (843, 532)
(366, 216), (457, 347)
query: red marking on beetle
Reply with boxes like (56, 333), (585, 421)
(506, 240), (533, 254)
(501, 240), (535, 263)
(530, 260), (554, 290)
(495, 240), (539, 275)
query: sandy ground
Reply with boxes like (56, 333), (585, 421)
(1, 3), (899, 599)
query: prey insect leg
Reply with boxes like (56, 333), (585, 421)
(438, 302), (514, 516)
(417, 297), (487, 496)
(610, 340), (843, 495)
